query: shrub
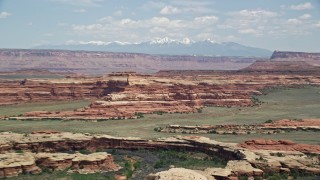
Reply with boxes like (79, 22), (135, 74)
(78, 149), (90, 155)
(15, 150), (24, 154)
(265, 119), (273, 123)
(135, 112), (144, 118)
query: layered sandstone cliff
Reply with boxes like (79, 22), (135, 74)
(1, 71), (320, 120)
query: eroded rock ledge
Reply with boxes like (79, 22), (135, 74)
(0, 131), (319, 179)
(1, 70), (320, 120)
(0, 152), (120, 178)
(157, 119), (320, 135)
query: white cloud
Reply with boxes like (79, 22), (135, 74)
(171, 0), (214, 14)
(194, 16), (219, 24)
(222, 8), (316, 37)
(53, 0), (103, 7)
(73, 9), (87, 13)
(238, 28), (258, 34)
(236, 9), (277, 18)
(290, 2), (313, 10)
(286, 18), (302, 25)
(0, 12), (12, 19)
(98, 16), (113, 23)
(222, 9), (277, 31)
(160, 6), (181, 15)
(299, 14), (312, 20)
(315, 22), (320, 28)
(72, 15), (222, 43)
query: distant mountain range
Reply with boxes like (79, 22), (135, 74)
(36, 38), (272, 57)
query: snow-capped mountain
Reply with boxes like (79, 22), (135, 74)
(37, 38), (272, 57)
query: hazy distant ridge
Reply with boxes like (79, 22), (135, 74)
(37, 38), (272, 57)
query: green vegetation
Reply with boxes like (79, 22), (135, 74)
(0, 86), (320, 144)
(15, 150), (23, 154)
(6, 171), (113, 180)
(153, 150), (226, 170)
(153, 111), (167, 115)
(134, 112), (144, 118)
(270, 152), (285, 157)
(0, 100), (91, 117)
(6, 149), (227, 180)
(265, 119), (273, 123)
(78, 149), (91, 155)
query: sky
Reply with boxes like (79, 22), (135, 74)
(0, 0), (319, 51)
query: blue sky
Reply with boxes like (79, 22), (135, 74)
(0, 0), (319, 51)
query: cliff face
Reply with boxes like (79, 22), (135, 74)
(0, 79), (113, 105)
(0, 49), (263, 74)
(241, 60), (320, 72)
(1, 71), (320, 120)
(270, 51), (320, 66)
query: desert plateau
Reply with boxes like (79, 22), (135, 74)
(1, 0), (320, 179)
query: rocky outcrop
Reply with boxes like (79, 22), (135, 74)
(0, 153), (41, 178)
(157, 119), (320, 135)
(270, 51), (320, 66)
(149, 154), (320, 180)
(36, 152), (120, 174)
(147, 168), (209, 180)
(0, 132), (319, 178)
(262, 119), (320, 130)
(238, 139), (320, 154)
(0, 152), (120, 178)
(157, 124), (274, 135)
(241, 60), (320, 73)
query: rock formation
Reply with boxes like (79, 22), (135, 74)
(157, 119), (320, 135)
(147, 168), (209, 180)
(0, 151), (120, 178)
(238, 139), (320, 154)
(1, 70), (320, 120)
(271, 51), (320, 66)
(0, 131), (319, 178)
(240, 60), (320, 73)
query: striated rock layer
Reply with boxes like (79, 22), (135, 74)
(1, 70), (320, 120)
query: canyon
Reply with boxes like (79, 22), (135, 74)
(0, 69), (320, 120)
(0, 131), (319, 179)
(1, 67), (319, 120)
(0, 49), (320, 179)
